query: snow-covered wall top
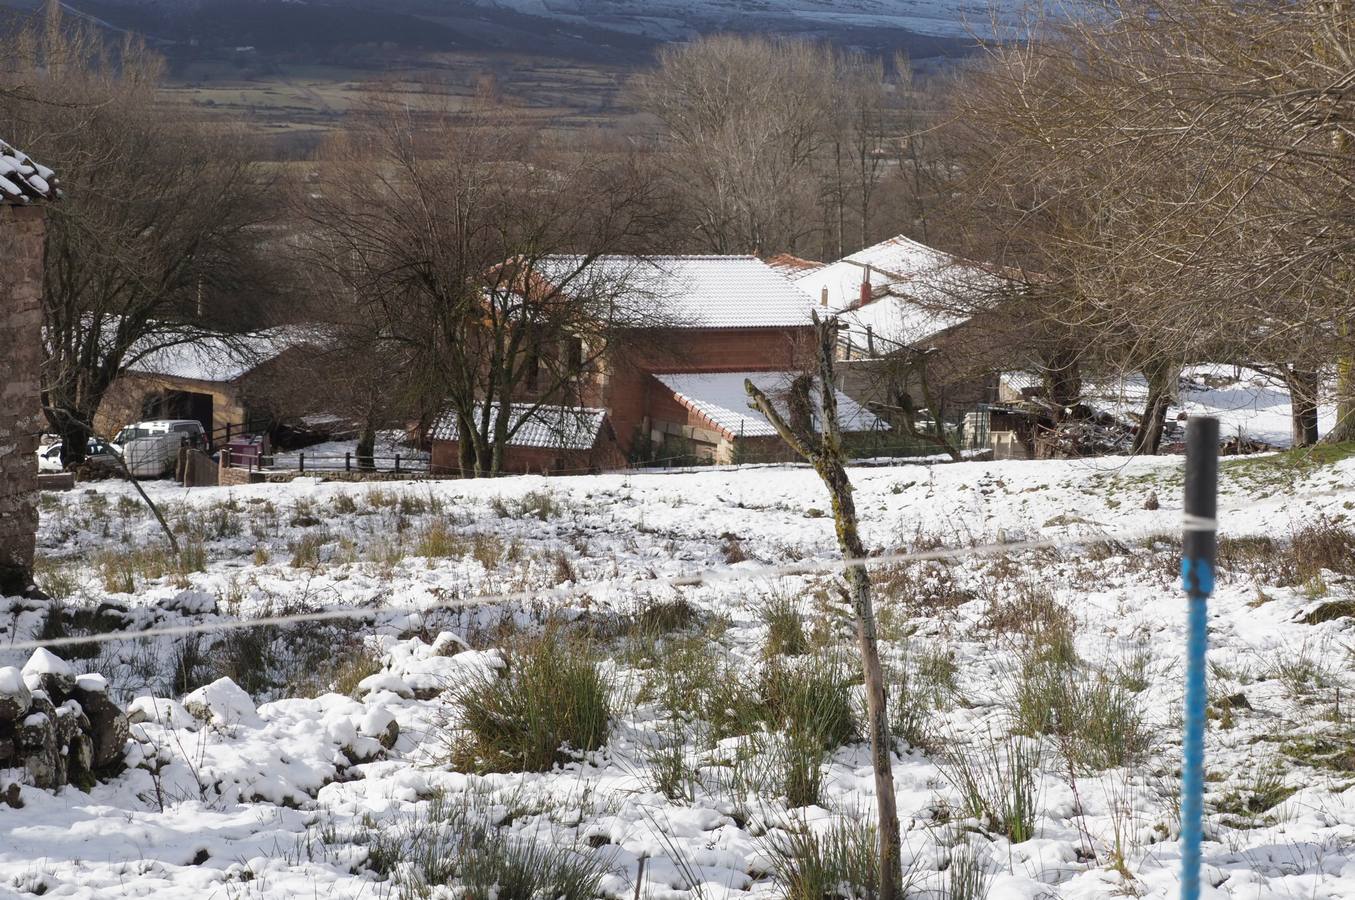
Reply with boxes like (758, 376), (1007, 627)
(0, 139), (58, 204)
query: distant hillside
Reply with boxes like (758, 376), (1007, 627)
(1, 0), (994, 66)
(460, 0), (1022, 40)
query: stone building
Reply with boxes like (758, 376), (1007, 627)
(0, 139), (57, 595)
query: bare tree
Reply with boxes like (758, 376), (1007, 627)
(632, 35), (836, 255)
(294, 100), (668, 477)
(937, 0), (1355, 451)
(745, 313), (902, 900)
(1, 12), (272, 465)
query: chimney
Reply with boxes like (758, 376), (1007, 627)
(820, 286), (829, 307)
(858, 265), (872, 308)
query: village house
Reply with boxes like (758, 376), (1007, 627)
(428, 255), (888, 473)
(0, 139), (57, 595)
(794, 234), (1013, 450)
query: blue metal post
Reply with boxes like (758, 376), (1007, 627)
(1180, 416), (1218, 900)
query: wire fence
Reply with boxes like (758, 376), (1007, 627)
(7, 523), (1175, 653)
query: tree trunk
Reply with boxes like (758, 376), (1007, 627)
(356, 422), (376, 471)
(1331, 336), (1355, 443)
(1042, 349), (1083, 421)
(1282, 366), (1321, 448)
(745, 314), (902, 900)
(55, 411), (92, 468)
(1131, 361), (1178, 456)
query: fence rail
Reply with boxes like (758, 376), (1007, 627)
(224, 450), (432, 476)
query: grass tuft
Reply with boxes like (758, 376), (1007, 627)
(451, 633), (611, 773)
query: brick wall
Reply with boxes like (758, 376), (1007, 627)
(604, 326), (813, 457)
(430, 432), (626, 476)
(0, 205), (46, 594)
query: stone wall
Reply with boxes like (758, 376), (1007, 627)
(0, 204), (46, 596)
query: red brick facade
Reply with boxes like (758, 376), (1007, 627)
(596, 326), (812, 458)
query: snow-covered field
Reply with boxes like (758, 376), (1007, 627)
(4, 446), (1355, 899)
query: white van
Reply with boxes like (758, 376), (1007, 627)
(114, 420), (207, 478)
(113, 419), (207, 447)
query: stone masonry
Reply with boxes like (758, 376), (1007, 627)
(1, 141), (56, 597)
(0, 205), (46, 595)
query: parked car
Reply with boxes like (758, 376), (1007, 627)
(37, 437), (123, 473)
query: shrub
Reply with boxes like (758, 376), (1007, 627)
(641, 635), (755, 741)
(1012, 652), (1148, 772)
(32, 558), (79, 601)
(760, 655), (858, 807)
(766, 818), (879, 900)
(944, 733), (1041, 843)
(366, 791), (612, 900)
(760, 655), (858, 753)
(761, 592), (809, 657)
(643, 724), (700, 802)
(945, 840), (992, 900)
(1288, 518), (1355, 585)
(634, 598), (701, 635)
(415, 521), (466, 559)
(492, 490), (564, 521)
(289, 532), (330, 569)
(452, 634), (611, 773)
(889, 643), (961, 753)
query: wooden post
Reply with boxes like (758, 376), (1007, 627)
(299, 452), (304, 474)
(345, 452), (351, 472)
(745, 311), (902, 899)
(395, 454), (401, 475)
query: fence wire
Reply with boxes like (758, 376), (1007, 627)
(5, 523), (1181, 654)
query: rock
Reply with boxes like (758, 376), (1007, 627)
(182, 678), (260, 728)
(3, 783), (21, 808)
(19, 710), (63, 790)
(73, 686), (130, 771)
(1222, 692), (1252, 710)
(126, 696), (194, 728)
(75, 673), (108, 694)
(360, 708), (399, 749)
(22, 648), (76, 697)
(1143, 491), (1160, 511)
(356, 672), (414, 700)
(0, 667), (30, 721)
(0, 736), (14, 763)
(66, 733), (95, 789)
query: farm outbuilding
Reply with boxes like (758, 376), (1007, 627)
(429, 404), (626, 476)
(95, 327), (310, 440)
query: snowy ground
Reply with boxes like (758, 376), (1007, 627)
(4, 446), (1355, 899)
(1083, 365), (1336, 449)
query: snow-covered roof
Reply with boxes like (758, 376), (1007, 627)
(655, 371), (884, 439)
(837, 298), (964, 355)
(796, 234), (1004, 351)
(0, 139), (57, 204)
(430, 404), (608, 451)
(541, 256), (817, 329)
(126, 327), (309, 382)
